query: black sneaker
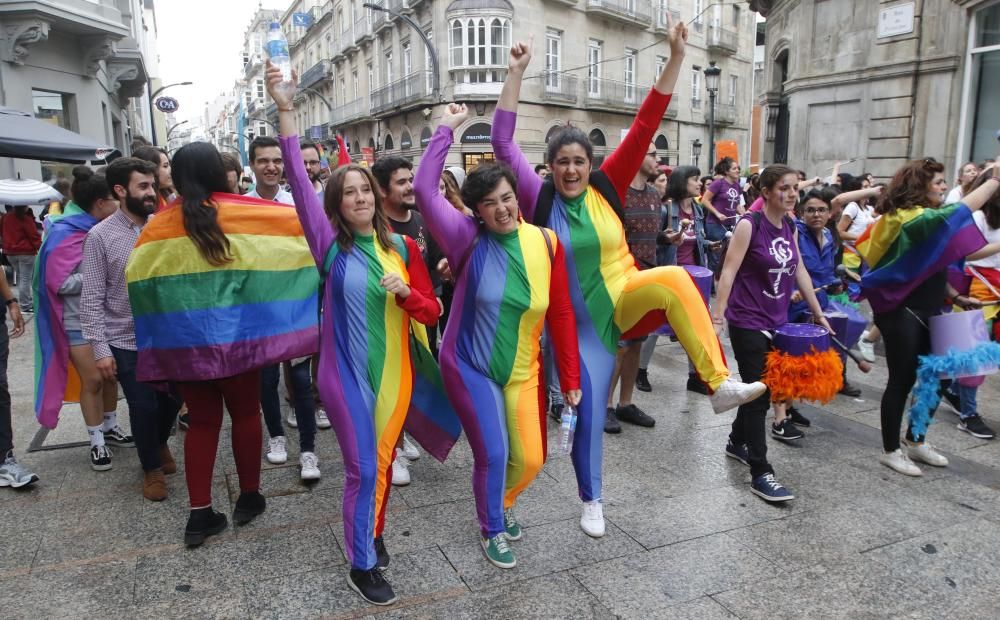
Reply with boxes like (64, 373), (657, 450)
(941, 389), (963, 414)
(89, 445), (113, 471)
(374, 536), (390, 570)
(232, 491), (266, 525)
(103, 425), (135, 448)
(604, 407), (621, 434)
(686, 373), (709, 395)
(958, 415), (997, 439)
(771, 418), (804, 441)
(616, 403), (655, 428)
(839, 381), (862, 397)
(184, 507), (228, 547)
(550, 403), (564, 424)
(788, 406), (811, 427)
(347, 568), (398, 606)
(725, 441), (750, 466)
(635, 369), (652, 392)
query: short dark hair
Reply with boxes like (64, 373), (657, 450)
(667, 165), (701, 204)
(545, 126), (593, 165)
(105, 157), (156, 195)
(300, 140), (320, 157)
(534, 164), (547, 173)
(249, 136), (280, 163)
(220, 153), (243, 177)
(371, 155), (413, 190)
(132, 146), (167, 168)
(759, 165), (797, 192)
(71, 166), (110, 213)
(714, 157), (737, 176)
(461, 162), (518, 211)
(796, 187), (836, 217)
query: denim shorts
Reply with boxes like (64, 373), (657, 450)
(66, 330), (86, 346)
(616, 335), (648, 349)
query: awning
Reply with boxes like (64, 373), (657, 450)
(0, 106), (121, 164)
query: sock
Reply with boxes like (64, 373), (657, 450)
(87, 424), (106, 448)
(102, 412), (118, 432)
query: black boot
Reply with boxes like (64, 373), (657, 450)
(184, 507), (228, 547)
(686, 373), (709, 395)
(635, 368), (652, 392)
(232, 490), (267, 526)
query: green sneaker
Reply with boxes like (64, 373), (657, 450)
(480, 533), (516, 569)
(504, 508), (522, 541)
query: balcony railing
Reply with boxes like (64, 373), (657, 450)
(691, 97), (702, 110)
(451, 68), (507, 97)
(584, 77), (641, 111)
(373, 7), (390, 31)
(712, 102), (737, 124)
(331, 97), (369, 126)
(706, 25), (738, 54)
(371, 71), (433, 115)
(354, 15), (373, 44)
(584, 0), (652, 27)
(653, 8), (682, 32)
(334, 25), (353, 57)
(537, 71), (578, 105)
(299, 59), (331, 90)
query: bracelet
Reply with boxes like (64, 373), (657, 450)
(4, 298), (16, 306)
(277, 106), (294, 112)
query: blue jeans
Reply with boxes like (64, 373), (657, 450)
(111, 347), (181, 471)
(704, 218), (728, 274)
(542, 330), (562, 408)
(261, 360), (316, 453)
(948, 382), (978, 419)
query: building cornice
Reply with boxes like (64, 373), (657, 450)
(782, 54), (962, 96)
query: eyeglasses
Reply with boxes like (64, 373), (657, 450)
(803, 207), (829, 214)
(304, 160), (321, 166)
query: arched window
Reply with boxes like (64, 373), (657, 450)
(654, 134), (670, 150)
(450, 19), (463, 67)
(589, 129), (606, 147)
(446, 1), (512, 87)
(384, 133), (394, 151)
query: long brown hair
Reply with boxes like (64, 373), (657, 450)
(971, 169), (1000, 231)
(171, 142), (232, 266)
(877, 158), (945, 215)
(323, 164), (395, 251)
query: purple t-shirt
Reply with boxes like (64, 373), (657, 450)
(675, 229), (697, 266)
(725, 213), (799, 330)
(708, 178), (742, 223)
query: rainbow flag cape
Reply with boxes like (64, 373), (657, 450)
(857, 203), (986, 313)
(405, 321), (462, 462)
(32, 212), (93, 429)
(125, 193), (319, 382)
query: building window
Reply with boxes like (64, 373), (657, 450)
(588, 39), (602, 96)
(403, 42), (412, 75)
(367, 62), (374, 93)
(966, 3), (1000, 163)
(385, 51), (393, 85)
(352, 69), (359, 100)
(425, 30), (434, 92)
(449, 17), (511, 83)
(256, 79), (265, 102)
(655, 0), (670, 29)
(691, 67), (701, 107)
(624, 48), (637, 103)
(732, 4), (741, 27)
(545, 30), (562, 90)
(728, 75), (738, 106)
(693, 0), (703, 30)
(33, 89), (75, 131)
(654, 55), (666, 83)
(257, 122), (267, 137)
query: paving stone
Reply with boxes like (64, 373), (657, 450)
(0, 559), (136, 617)
(0, 529), (40, 574)
(621, 596), (738, 620)
(124, 587), (250, 619)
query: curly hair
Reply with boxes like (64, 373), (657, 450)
(323, 164), (395, 252)
(877, 158), (945, 215)
(461, 162), (518, 213)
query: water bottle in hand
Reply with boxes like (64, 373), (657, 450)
(266, 21), (294, 97)
(557, 405), (578, 456)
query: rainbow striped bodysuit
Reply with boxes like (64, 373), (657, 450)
(280, 136), (441, 570)
(492, 89), (731, 502)
(414, 126), (580, 538)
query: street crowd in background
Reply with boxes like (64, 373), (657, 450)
(2, 19), (1000, 608)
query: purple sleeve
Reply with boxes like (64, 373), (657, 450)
(279, 135), (334, 266)
(491, 108), (542, 222)
(708, 178), (726, 197)
(412, 126), (478, 267)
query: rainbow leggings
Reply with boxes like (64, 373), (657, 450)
(571, 265), (729, 501)
(441, 354), (544, 538)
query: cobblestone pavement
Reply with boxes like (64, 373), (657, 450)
(3, 315), (999, 619)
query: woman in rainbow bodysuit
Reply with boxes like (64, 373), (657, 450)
(492, 23), (766, 537)
(414, 103), (581, 570)
(267, 65), (440, 607)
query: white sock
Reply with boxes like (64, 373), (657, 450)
(102, 412), (118, 432)
(87, 424), (106, 448)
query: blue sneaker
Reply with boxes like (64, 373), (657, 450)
(725, 441), (750, 466)
(750, 473), (794, 502)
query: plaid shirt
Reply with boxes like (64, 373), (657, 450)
(80, 208), (144, 359)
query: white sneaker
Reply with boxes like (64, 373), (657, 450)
(858, 331), (876, 363)
(315, 407), (332, 430)
(400, 434), (420, 461)
(266, 436), (288, 464)
(710, 379), (768, 414)
(300, 451), (321, 480)
(879, 449), (923, 477)
(580, 500), (605, 538)
(904, 440), (948, 467)
(391, 455), (411, 486)
(286, 409), (298, 428)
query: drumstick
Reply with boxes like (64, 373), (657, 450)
(829, 335), (873, 373)
(835, 264), (862, 283)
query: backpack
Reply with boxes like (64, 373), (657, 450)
(532, 170), (625, 227)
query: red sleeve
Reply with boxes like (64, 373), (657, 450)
(544, 233), (581, 391)
(397, 236), (440, 326)
(336, 135), (351, 166)
(600, 89), (672, 204)
(27, 217), (42, 251)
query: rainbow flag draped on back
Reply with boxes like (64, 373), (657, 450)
(125, 193), (319, 382)
(857, 203), (986, 313)
(32, 212), (93, 429)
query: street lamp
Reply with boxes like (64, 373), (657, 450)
(363, 2), (441, 102)
(703, 61), (721, 170)
(166, 120), (189, 139)
(692, 139), (702, 168)
(148, 81), (193, 145)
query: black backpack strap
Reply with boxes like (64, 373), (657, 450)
(539, 227), (554, 262)
(533, 180), (557, 227)
(589, 170), (625, 224)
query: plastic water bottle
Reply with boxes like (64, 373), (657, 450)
(557, 405), (578, 456)
(265, 21), (294, 97)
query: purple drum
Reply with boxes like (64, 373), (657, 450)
(930, 310), (997, 379)
(773, 322), (830, 355)
(804, 301), (867, 352)
(655, 266), (713, 337)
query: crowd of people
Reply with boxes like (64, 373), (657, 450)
(1, 19), (1000, 608)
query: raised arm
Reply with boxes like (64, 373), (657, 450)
(266, 61), (334, 266)
(961, 164), (1000, 213)
(413, 104), (478, 266)
(832, 186), (881, 211)
(601, 16), (687, 201)
(492, 38), (542, 221)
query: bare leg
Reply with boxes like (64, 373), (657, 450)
(69, 344), (105, 427)
(616, 343), (643, 406)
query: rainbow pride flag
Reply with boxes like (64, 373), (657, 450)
(125, 193), (319, 382)
(405, 321), (462, 462)
(32, 212), (92, 429)
(857, 203), (986, 313)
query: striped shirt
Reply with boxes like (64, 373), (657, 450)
(80, 208), (144, 359)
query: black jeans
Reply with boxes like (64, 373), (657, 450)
(728, 325), (774, 478)
(111, 347), (181, 471)
(874, 307), (935, 451)
(260, 360), (316, 453)
(0, 309), (11, 457)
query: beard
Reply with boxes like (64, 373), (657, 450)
(124, 192), (156, 218)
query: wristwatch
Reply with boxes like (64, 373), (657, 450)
(4, 298), (17, 307)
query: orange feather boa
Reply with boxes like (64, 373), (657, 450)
(763, 348), (844, 404)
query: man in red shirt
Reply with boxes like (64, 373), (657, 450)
(1, 206), (42, 313)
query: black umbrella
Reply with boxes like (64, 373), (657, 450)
(0, 106), (121, 164)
